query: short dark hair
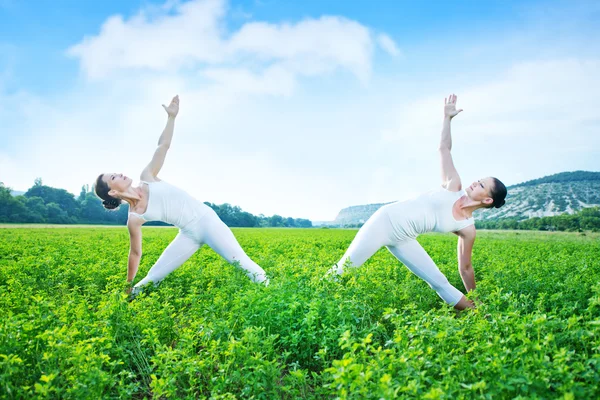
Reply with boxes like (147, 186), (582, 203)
(94, 174), (122, 210)
(490, 177), (507, 208)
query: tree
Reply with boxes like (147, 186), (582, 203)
(0, 183), (29, 222)
(269, 215), (284, 227)
(25, 182), (79, 219)
(79, 193), (105, 223)
(19, 197), (47, 223)
(46, 202), (72, 224)
(295, 218), (312, 228)
(79, 185), (89, 201)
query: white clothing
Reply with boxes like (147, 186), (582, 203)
(385, 187), (474, 241)
(129, 180), (268, 294)
(129, 180), (211, 230)
(333, 187), (474, 306)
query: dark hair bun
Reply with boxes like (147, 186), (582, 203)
(494, 199), (506, 209)
(102, 198), (122, 210)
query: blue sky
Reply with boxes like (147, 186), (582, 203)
(1, 0), (599, 220)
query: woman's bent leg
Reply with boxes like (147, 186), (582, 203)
(132, 232), (200, 294)
(386, 239), (463, 306)
(201, 212), (269, 284)
(330, 209), (393, 275)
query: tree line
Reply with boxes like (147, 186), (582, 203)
(0, 180), (312, 228)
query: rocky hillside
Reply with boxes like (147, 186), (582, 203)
(330, 171), (600, 226)
(332, 202), (392, 225)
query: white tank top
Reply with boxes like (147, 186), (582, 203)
(129, 180), (211, 228)
(384, 186), (474, 241)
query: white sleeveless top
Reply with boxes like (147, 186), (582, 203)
(384, 186), (474, 241)
(129, 180), (211, 228)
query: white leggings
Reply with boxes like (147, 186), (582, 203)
(331, 208), (463, 306)
(133, 210), (268, 294)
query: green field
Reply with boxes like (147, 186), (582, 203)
(1, 227), (599, 399)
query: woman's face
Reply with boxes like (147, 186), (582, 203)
(466, 177), (494, 206)
(102, 173), (132, 193)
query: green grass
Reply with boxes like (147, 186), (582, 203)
(1, 228), (599, 399)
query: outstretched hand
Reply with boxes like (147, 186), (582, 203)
(162, 95), (179, 118)
(444, 94), (463, 119)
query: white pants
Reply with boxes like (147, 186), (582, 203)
(332, 207), (463, 306)
(133, 209), (268, 294)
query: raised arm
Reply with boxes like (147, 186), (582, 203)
(439, 94), (463, 192)
(456, 225), (476, 292)
(127, 216), (144, 284)
(141, 95), (180, 181)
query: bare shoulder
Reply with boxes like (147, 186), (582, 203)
(457, 224), (476, 240)
(127, 214), (145, 230)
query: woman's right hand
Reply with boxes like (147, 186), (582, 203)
(444, 93), (463, 119)
(162, 95), (180, 118)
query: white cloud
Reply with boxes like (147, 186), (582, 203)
(229, 16), (373, 81)
(68, 0), (228, 79)
(377, 33), (400, 57)
(67, 0), (382, 85)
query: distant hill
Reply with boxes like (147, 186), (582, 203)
(508, 170), (599, 188)
(328, 171), (600, 226)
(332, 202), (392, 225)
(10, 190), (25, 197)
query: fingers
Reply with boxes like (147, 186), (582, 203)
(445, 94), (458, 104)
(444, 94), (460, 106)
(163, 95), (179, 111)
(444, 93), (462, 108)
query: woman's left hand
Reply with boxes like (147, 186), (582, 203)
(444, 93), (463, 119)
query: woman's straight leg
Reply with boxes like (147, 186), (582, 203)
(386, 239), (463, 306)
(201, 211), (269, 284)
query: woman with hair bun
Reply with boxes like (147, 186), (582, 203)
(94, 95), (269, 296)
(329, 94), (507, 310)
